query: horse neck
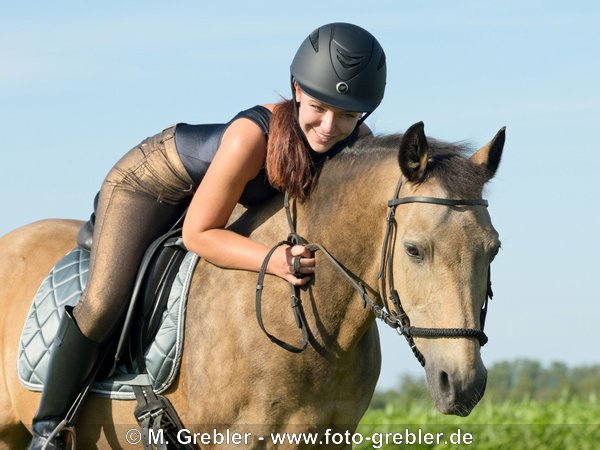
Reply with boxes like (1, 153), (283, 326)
(292, 154), (399, 351)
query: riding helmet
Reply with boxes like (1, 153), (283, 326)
(290, 22), (386, 113)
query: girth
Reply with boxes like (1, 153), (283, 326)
(256, 177), (494, 367)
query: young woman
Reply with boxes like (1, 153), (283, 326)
(29, 22), (386, 449)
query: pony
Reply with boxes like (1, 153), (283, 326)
(0, 122), (504, 449)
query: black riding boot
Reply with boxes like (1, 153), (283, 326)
(28, 306), (101, 450)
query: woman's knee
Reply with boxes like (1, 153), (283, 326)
(72, 292), (128, 342)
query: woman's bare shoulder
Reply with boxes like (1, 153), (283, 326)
(212, 117), (267, 182)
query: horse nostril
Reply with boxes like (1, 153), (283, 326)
(439, 370), (450, 393)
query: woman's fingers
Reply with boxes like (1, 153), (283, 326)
(287, 274), (312, 286)
(268, 245), (315, 286)
(286, 246), (314, 284)
(289, 256), (315, 273)
(290, 245), (313, 258)
(286, 245), (315, 278)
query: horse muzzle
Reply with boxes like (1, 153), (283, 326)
(425, 358), (488, 416)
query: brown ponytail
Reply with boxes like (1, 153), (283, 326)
(266, 99), (316, 201)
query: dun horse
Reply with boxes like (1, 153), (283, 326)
(0, 122), (504, 449)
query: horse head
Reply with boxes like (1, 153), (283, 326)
(390, 121), (505, 415)
(289, 122), (505, 417)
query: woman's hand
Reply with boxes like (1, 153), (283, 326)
(268, 245), (315, 286)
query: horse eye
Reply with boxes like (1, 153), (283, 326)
(404, 243), (422, 259)
(490, 243), (501, 261)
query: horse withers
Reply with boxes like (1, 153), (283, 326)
(0, 122), (504, 449)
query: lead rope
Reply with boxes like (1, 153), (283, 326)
(255, 193), (309, 352)
(255, 236), (310, 353)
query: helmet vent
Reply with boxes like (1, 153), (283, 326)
(336, 48), (364, 69)
(377, 52), (386, 70)
(309, 29), (319, 52)
(331, 41), (370, 80)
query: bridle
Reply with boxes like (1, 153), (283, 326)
(256, 176), (493, 367)
(377, 177), (492, 366)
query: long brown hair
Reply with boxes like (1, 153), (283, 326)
(266, 99), (316, 201)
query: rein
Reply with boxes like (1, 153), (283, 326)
(255, 178), (493, 367)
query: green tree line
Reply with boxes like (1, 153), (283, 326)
(371, 359), (600, 409)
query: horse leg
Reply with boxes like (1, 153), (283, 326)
(0, 421), (30, 450)
(0, 305), (28, 448)
(0, 379), (31, 449)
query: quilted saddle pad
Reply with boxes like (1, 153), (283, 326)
(17, 248), (198, 400)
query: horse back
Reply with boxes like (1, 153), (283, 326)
(0, 218), (82, 343)
(0, 219), (82, 306)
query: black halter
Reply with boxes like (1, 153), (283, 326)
(256, 177), (494, 367)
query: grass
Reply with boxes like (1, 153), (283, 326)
(354, 396), (600, 449)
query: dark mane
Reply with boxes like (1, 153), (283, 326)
(342, 133), (488, 198)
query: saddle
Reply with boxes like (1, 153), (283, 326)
(19, 200), (199, 449)
(19, 229), (196, 399)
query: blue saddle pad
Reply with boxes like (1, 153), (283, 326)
(17, 248), (198, 400)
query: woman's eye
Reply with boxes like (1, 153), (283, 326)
(404, 243), (422, 259)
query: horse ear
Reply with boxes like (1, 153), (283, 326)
(399, 121), (429, 182)
(470, 127), (506, 180)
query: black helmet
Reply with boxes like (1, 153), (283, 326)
(291, 22), (386, 113)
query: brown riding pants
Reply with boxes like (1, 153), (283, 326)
(73, 126), (196, 343)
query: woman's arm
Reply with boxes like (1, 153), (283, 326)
(182, 118), (313, 286)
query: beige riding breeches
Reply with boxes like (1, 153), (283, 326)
(73, 126), (195, 342)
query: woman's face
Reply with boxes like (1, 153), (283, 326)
(295, 87), (362, 153)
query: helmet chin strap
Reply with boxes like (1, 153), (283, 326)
(356, 110), (372, 127)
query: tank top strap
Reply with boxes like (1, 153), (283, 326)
(230, 105), (271, 136)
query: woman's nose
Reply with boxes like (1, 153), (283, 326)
(319, 111), (336, 133)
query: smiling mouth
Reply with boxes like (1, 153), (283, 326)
(314, 130), (337, 141)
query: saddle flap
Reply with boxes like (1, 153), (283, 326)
(139, 237), (188, 349)
(111, 228), (188, 375)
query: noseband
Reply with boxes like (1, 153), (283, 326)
(256, 177), (494, 367)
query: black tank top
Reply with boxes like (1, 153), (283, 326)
(174, 105), (278, 207)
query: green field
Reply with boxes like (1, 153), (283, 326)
(355, 396), (600, 449)
(350, 360), (600, 449)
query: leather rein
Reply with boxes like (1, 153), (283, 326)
(256, 177), (493, 367)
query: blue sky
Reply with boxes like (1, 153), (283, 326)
(1, 1), (599, 390)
